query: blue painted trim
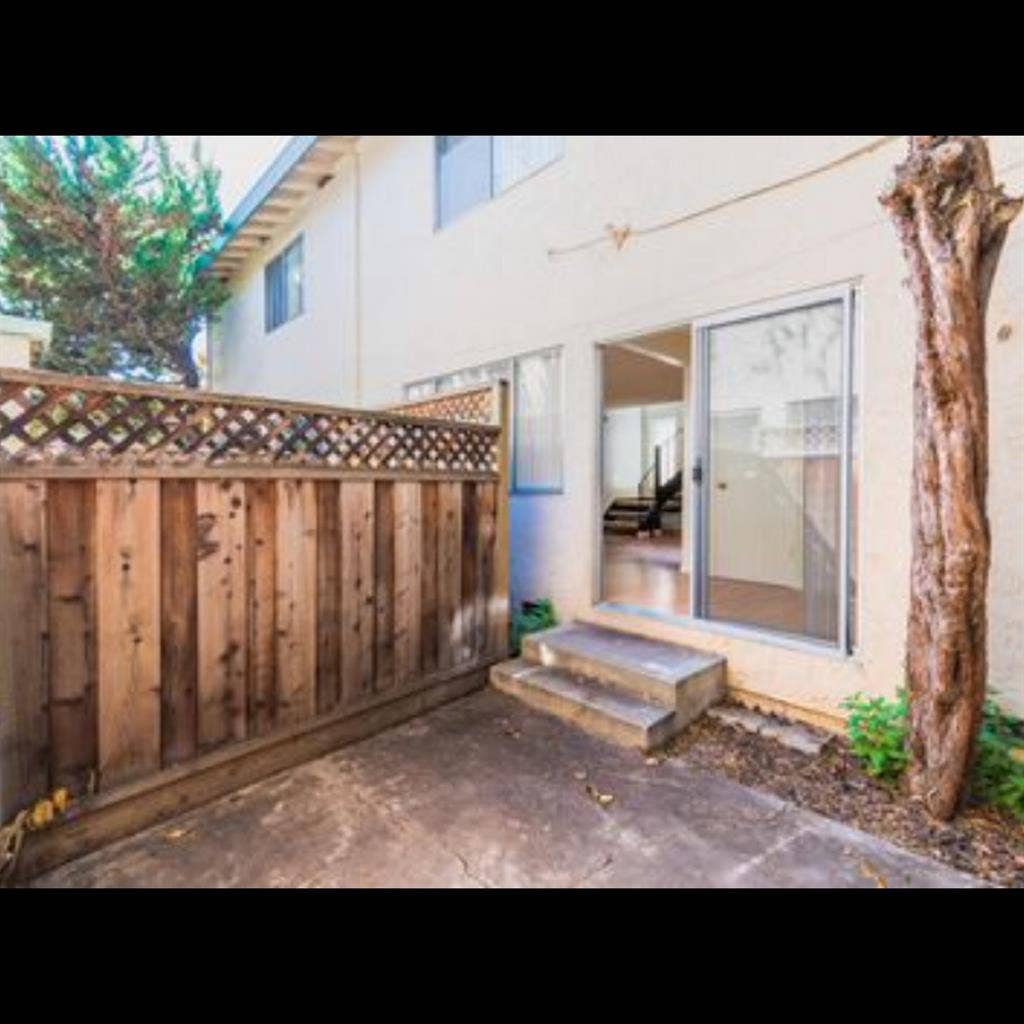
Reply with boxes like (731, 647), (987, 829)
(201, 135), (320, 272)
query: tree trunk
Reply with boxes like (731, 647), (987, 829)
(881, 136), (1021, 820)
(176, 336), (201, 389)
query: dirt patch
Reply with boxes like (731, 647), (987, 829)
(666, 706), (1024, 888)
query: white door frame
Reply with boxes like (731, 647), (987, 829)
(691, 281), (857, 653)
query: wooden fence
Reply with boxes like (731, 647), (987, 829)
(0, 369), (508, 873)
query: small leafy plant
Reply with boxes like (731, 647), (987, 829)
(841, 690), (910, 781)
(511, 598), (558, 655)
(841, 688), (1024, 819)
(973, 698), (1024, 820)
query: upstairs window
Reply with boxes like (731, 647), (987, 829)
(265, 235), (304, 333)
(436, 136), (564, 228)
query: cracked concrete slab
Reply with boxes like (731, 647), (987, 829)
(30, 689), (981, 888)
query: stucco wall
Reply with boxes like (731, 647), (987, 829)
(212, 135), (1024, 721)
(209, 158), (358, 405)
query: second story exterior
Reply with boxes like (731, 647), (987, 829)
(207, 134), (1024, 725)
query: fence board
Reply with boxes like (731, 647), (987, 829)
(419, 482), (439, 674)
(460, 482), (479, 664)
(96, 479), (160, 788)
(341, 481), (375, 702)
(374, 482), (395, 692)
(247, 480), (277, 735)
(437, 481), (462, 670)
(316, 481), (342, 714)
(0, 481), (49, 818)
(160, 480), (197, 766)
(394, 482), (422, 687)
(477, 482), (496, 658)
(47, 480), (97, 794)
(275, 479), (317, 725)
(196, 480), (248, 750)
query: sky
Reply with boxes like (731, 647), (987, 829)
(164, 135), (293, 215)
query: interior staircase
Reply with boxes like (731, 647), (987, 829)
(491, 621), (725, 751)
(603, 468), (683, 536)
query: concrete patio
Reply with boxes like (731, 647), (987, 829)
(32, 688), (979, 888)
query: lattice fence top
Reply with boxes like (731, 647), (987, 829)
(386, 384), (497, 425)
(0, 370), (499, 477)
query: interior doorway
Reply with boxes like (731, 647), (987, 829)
(600, 327), (692, 616)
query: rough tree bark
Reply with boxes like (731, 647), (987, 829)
(881, 136), (1021, 820)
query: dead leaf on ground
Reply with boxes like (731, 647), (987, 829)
(859, 859), (888, 888)
(585, 783), (615, 808)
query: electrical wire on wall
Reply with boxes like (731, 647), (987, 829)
(546, 136), (903, 260)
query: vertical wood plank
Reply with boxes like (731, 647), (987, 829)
(275, 479), (317, 725)
(47, 480), (96, 795)
(340, 481), (374, 702)
(437, 481), (462, 670)
(393, 482), (422, 688)
(95, 479), (160, 789)
(246, 480), (277, 736)
(460, 482), (479, 664)
(0, 481), (48, 818)
(196, 479), (247, 751)
(477, 481), (497, 658)
(160, 480), (197, 766)
(491, 382), (511, 657)
(316, 480), (341, 714)
(374, 481), (395, 692)
(419, 481), (439, 675)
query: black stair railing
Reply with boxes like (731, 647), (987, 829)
(638, 427), (684, 533)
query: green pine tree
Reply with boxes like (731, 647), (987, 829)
(0, 135), (229, 385)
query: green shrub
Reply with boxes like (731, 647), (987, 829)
(841, 690), (910, 781)
(511, 598), (558, 655)
(841, 689), (1024, 819)
(973, 698), (1024, 820)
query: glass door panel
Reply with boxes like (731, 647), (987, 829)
(703, 299), (844, 642)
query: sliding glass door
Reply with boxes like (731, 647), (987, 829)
(693, 287), (857, 650)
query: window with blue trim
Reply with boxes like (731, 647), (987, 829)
(436, 136), (564, 228)
(265, 235), (304, 332)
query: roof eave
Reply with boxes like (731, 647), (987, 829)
(204, 135), (358, 281)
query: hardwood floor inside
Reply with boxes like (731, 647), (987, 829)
(601, 532), (809, 636)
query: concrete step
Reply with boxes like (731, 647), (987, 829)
(522, 621), (724, 717)
(490, 659), (677, 752)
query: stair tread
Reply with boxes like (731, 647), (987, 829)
(527, 622), (723, 686)
(493, 659), (673, 730)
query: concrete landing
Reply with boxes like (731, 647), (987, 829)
(31, 688), (980, 889)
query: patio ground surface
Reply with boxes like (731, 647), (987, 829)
(32, 688), (979, 888)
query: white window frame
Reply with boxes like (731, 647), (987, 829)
(405, 344), (565, 495)
(434, 136), (564, 230)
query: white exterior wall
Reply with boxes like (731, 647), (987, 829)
(209, 157), (359, 405)
(212, 135), (1024, 723)
(0, 314), (52, 369)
